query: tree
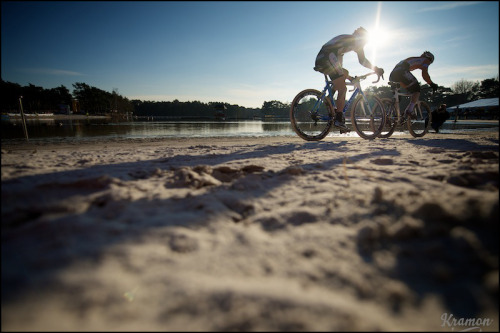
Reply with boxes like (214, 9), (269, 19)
(365, 85), (393, 99)
(23, 84), (44, 112)
(73, 83), (109, 114)
(261, 100), (290, 119)
(478, 77), (499, 99)
(451, 79), (480, 102)
(0, 80), (23, 112)
(47, 85), (73, 106)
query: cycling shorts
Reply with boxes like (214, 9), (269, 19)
(389, 63), (420, 93)
(315, 51), (344, 80)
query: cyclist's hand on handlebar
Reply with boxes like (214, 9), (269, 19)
(348, 76), (358, 84)
(374, 66), (384, 77)
(431, 82), (438, 93)
(373, 66), (384, 83)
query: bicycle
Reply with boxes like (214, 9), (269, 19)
(378, 82), (432, 138)
(290, 72), (386, 141)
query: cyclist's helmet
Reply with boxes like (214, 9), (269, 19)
(353, 27), (369, 41)
(353, 27), (368, 36)
(421, 51), (434, 64)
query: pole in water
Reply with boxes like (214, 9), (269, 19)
(19, 96), (29, 141)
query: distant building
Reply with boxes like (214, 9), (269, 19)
(56, 104), (72, 115)
(446, 98), (499, 120)
(72, 99), (80, 113)
(214, 103), (226, 120)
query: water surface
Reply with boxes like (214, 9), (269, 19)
(1, 118), (498, 144)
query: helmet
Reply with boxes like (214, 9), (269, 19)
(421, 51), (434, 64)
(353, 27), (369, 44)
(353, 27), (369, 38)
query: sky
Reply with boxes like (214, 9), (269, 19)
(1, 1), (499, 109)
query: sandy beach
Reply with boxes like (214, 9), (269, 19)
(1, 131), (498, 331)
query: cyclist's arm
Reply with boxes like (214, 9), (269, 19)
(355, 48), (375, 71)
(421, 67), (435, 86)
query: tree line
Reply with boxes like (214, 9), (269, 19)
(1, 76), (497, 120)
(0, 79), (259, 119)
(131, 100), (259, 119)
(261, 77), (499, 119)
(0, 80), (134, 116)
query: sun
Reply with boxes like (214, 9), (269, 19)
(368, 27), (391, 48)
(366, 2), (391, 48)
(364, 26), (392, 74)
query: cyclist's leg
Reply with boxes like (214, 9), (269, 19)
(402, 72), (420, 116)
(317, 52), (348, 130)
(332, 76), (346, 115)
(326, 53), (346, 114)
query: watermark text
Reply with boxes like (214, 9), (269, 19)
(441, 313), (494, 331)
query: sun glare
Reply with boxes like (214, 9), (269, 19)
(368, 27), (391, 48)
(366, 2), (392, 76)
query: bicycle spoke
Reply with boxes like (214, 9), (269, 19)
(378, 98), (398, 138)
(407, 101), (432, 137)
(290, 89), (334, 141)
(351, 94), (385, 140)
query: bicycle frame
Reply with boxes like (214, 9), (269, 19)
(380, 82), (433, 138)
(312, 75), (362, 121)
(389, 83), (432, 118)
(390, 85), (412, 118)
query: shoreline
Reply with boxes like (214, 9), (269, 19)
(2, 131), (498, 331)
(4, 113), (111, 120)
(3, 113), (499, 123)
(1, 129), (499, 149)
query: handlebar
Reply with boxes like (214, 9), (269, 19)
(349, 72), (383, 84)
(420, 86), (438, 94)
(347, 72), (383, 91)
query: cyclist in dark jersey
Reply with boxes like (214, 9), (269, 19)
(314, 27), (384, 131)
(389, 51), (438, 117)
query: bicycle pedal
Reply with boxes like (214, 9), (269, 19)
(339, 128), (351, 134)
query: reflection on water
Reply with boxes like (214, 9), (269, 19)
(2, 117), (129, 140)
(1, 118), (498, 143)
(126, 121), (292, 138)
(1, 119), (296, 142)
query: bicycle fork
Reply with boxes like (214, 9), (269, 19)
(310, 88), (333, 125)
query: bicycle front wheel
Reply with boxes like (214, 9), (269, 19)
(290, 89), (334, 141)
(378, 98), (398, 138)
(407, 101), (432, 137)
(350, 94), (386, 140)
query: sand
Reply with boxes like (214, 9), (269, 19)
(1, 131), (499, 331)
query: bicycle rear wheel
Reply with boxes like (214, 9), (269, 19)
(407, 100), (432, 137)
(378, 98), (398, 138)
(290, 89), (334, 141)
(350, 94), (385, 140)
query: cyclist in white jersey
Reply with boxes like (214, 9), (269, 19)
(314, 27), (384, 130)
(389, 51), (438, 117)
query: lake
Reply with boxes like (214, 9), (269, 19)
(1, 117), (498, 144)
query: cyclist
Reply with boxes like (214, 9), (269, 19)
(314, 27), (385, 131)
(388, 51), (438, 118)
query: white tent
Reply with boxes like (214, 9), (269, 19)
(446, 98), (499, 111)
